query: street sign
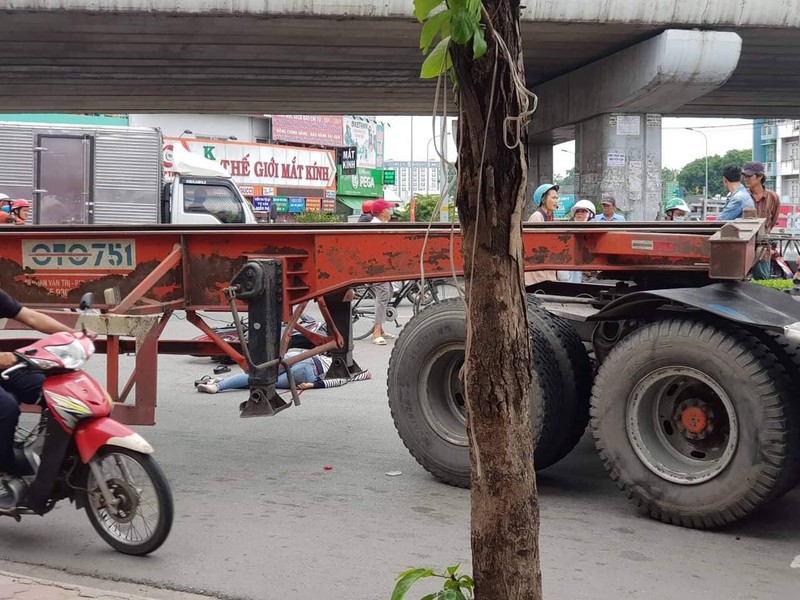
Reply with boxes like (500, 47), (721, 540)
(383, 169), (396, 185)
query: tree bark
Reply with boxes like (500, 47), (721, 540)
(451, 1), (543, 598)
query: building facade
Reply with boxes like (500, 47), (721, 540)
(383, 160), (452, 201)
(754, 119), (800, 229)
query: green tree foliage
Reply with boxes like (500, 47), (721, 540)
(555, 168), (575, 187)
(394, 194), (457, 223)
(677, 148), (752, 197)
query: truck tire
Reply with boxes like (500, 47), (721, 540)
(750, 331), (800, 499)
(527, 295), (593, 464)
(387, 299), (562, 488)
(590, 319), (790, 528)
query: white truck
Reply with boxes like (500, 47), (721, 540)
(0, 121), (257, 225)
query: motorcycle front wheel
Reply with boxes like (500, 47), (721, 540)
(82, 447), (174, 556)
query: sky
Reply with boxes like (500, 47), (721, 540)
(378, 115), (755, 176)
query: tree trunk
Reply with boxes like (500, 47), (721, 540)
(451, 1), (543, 598)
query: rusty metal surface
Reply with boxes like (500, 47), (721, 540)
(0, 222), (740, 313)
(0, 221), (762, 426)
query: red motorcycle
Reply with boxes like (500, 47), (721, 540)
(0, 306), (173, 555)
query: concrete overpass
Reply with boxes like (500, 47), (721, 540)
(0, 0), (799, 122)
(1, 0), (799, 218)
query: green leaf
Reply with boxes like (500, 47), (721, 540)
(420, 9), (451, 54)
(391, 568), (435, 600)
(458, 575), (474, 588)
(472, 26), (487, 59)
(420, 36), (452, 79)
(450, 8), (475, 45)
(439, 590), (460, 600)
(421, 595), (437, 600)
(467, 0), (482, 18)
(446, 565), (459, 576)
(414, 0), (446, 22)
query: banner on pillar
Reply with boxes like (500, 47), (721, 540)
(615, 115), (641, 136)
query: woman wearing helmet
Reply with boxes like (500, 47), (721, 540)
(9, 199), (30, 225)
(664, 197), (691, 221)
(524, 183), (560, 286)
(0, 194), (11, 224)
(557, 200), (596, 283)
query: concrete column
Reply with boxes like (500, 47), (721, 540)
(576, 113), (662, 221)
(525, 142), (554, 218)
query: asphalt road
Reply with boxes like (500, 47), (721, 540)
(0, 309), (798, 600)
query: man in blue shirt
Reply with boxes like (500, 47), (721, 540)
(717, 164), (754, 220)
(594, 196), (626, 221)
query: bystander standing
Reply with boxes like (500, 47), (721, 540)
(717, 165), (754, 220)
(594, 197), (626, 222)
(742, 161), (781, 279)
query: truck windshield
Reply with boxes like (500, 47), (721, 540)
(184, 183), (244, 223)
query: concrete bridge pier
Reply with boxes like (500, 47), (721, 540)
(530, 29), (743, 220)
(576, 113), (663, 221)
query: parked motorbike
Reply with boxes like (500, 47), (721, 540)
(0, 295), (173, 555)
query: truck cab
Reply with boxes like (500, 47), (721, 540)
(162, 144), (257, 225)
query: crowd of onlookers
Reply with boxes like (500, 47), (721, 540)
(525, 160), (782, 281)
(0, 194), (30, 225)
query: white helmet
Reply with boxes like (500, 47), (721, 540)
(0, 193), (9, 201)
(571, 199), (596, 217)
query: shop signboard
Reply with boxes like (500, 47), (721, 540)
(338, 146), (357, 176)
(164, 138), (336, 190)
(304, 198), (322, 212)
(376, 123), (385, 168)
(271, 115), (344, 147)
(343, 117), (378, 169)
(337, 166), (383, 198)
(253, 197), (272, 212)
(288, 197), (306, 213)
(321, 198), (336, 212)
(273, 197), (289, 213)
(383, 170), (396, 185)
(553, 194), (575, 220)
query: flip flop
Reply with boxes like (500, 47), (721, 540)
(381, 332), (396, 339)
(371, 336), (387, 345)
(194, 375), (221, 387)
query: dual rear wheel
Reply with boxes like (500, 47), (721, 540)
(387, 300), (800, 528)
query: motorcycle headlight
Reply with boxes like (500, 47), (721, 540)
(44, 338), (89, 369)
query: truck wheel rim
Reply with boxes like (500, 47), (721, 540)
(626, 366), (738, 485)
(419, 344), (468, 446)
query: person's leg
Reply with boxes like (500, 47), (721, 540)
(198, 372), (248, 393)
(276, 360), (316, 389)
(216, 372), (249, 391)
(372, 282), (392, 341)
(0, 387), (19, 474)
(752, 260), (771, 280)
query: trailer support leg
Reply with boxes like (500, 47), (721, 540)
(323, 290), (361, 379)
(229, 260), (293, 418)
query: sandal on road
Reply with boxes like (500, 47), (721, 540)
(371, 336), (387, 346)
(381, 332), (396, 339)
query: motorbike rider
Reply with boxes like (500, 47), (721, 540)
(9, 199), (31, 225)
(663, 197), (692, 221)
(0, 288), (79, 508)
(0, 194), (12, 224)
